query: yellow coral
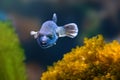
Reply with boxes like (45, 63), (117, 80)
(41, 35), (120, 80)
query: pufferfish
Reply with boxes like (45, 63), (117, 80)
(30, 13), (78, 49)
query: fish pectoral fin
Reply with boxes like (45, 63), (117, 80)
(64, 23), (78, 38)
(30, 31), (38, 39)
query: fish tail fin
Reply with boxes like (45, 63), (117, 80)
(63, 23), (78, 38)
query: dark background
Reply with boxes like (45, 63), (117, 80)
(0, 0), (120, 80)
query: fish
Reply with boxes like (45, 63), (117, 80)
(30, 13), (78, 49)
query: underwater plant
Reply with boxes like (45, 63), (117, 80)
(0, 21), (27, 80)
(41, 35), (120, 80)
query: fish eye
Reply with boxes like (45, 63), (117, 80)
(47, 34), (53, 39)
(38, 33), (43, 37)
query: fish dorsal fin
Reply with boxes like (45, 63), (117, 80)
(52, 13), (57, 23)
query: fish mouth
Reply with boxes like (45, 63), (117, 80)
(41, 44), (48, 47)
(40, 43), (54, 49)
(40, 41), (48, 48)
(40, 44), (50, 48)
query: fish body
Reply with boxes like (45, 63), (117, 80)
(30, 13), (78, 49)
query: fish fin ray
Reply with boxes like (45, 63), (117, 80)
(64, 23), (78, 38)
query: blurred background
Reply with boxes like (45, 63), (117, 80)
(0, 0), (120, 80)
